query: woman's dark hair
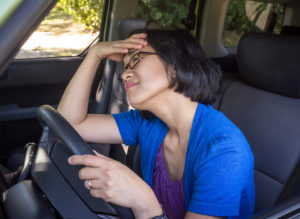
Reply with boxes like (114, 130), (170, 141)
(144, 29), (221, 104)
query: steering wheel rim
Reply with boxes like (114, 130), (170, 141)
(37, 105), (94, 155)
(36, 105), (134, 218)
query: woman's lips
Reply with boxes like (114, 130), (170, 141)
(125, 81), (137, 91)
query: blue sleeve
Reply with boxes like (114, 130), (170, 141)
(112, 110), (142, 146)
(188, 138), (253, 217)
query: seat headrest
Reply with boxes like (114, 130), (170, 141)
(117, 18), (160, 40)
(237, 32), (300, 98)
(281, 26), (300, 35)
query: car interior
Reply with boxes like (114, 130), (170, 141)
(0, 0), (300, 218)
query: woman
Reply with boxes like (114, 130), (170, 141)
(58, 29), (255, 219)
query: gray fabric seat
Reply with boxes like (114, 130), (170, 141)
(215, 32), (300, 213)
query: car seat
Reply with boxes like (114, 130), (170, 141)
(104, 22), (300, 216)
(281, 25), (300, 35)
(123, 30), (300, 217)
(111, 18), (160, 177)
(215, 32), (300, 215)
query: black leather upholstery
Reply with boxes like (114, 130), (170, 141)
(217, 33), (300, 213)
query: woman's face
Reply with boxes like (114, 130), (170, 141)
(121, 45), (172, 110)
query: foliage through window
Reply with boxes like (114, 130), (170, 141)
(15, 0), (102, 59)
(136, 0), (191, 29)
(222, 0), (285, 48)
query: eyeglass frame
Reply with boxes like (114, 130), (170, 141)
(118, 51), (158, 81)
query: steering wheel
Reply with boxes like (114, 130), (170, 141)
(32, 105), (134, 219)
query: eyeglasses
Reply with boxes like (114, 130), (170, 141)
(118, 51), (157, 81)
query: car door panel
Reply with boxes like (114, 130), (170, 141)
(0, 57), (103, 161)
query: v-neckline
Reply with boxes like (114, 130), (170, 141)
(155, 102), (205, 182)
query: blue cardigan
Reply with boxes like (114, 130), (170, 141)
(113, 103), (255, 218)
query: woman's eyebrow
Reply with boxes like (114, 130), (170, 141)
(123, 50), (139, 65)
(128, 50), (139, 55)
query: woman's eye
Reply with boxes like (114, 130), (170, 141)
(131, 55), (140, 64)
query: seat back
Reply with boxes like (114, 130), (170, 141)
(110, 18), (159, 174)
(216, 32), (300, 212)
(88, 18), (160, 165)
(281, 25), (300, 35)
(109, 18), (161, 116)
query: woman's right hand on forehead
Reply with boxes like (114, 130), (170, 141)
(89, 33), (147, 62)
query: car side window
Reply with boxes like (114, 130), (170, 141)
(136, 0), (191, 29)
(222, 0), (285, 53)
(14, 1), (102, 59)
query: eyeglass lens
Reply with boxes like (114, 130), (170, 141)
(118, 52), (157, 81)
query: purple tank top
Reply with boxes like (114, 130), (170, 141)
(152, 146), (185, 219)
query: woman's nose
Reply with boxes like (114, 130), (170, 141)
(121, 69), (134, 82)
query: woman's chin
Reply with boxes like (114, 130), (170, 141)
(128, 98), (145, 110)
(128, 101), (141, 110)
(127, 98), (138, 109)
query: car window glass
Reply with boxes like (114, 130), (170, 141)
(0, 0), (23, 28)
(136, 0), (191, 29)
(14, 1), (102, 59)
(222, 0), (285, 52)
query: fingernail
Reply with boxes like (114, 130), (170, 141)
(68, 157), (74, 164)
(93, 150), (104, 157)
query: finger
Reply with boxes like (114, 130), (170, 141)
(129, 33), (147, 39)
(98, 46), (128, 56)
(107, 47), (129, 54)
(84, 179), (99, 190)
(68, 154), (106, 167)
(93, 150), (105, 157)
(78, 166), (100, 180)
(113, 41), (144, 50)
(90, 187), (106, 199)
(125, 37), (147, 45)
(89, 186), (114, 201)
(94, 48), (128, 61)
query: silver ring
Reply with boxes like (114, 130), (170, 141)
(88, 180), (93, 189)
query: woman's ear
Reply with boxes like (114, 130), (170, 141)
(168, 64), (176, 79)
(167, 64), (177, 89)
